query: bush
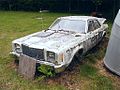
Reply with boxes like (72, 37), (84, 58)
(37, 64), (55, 77)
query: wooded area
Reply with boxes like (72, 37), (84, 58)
(0, 0), (119, 13)
(0, 0), (119, 19)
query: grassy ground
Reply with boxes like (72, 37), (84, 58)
(0, 11), (119, 90)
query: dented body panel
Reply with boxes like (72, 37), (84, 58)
(11, 16), (108, 73)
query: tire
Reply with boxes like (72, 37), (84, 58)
(66, 49), (83, 71)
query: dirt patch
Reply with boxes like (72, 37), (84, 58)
(46, 65), (81, 90)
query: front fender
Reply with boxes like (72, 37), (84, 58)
(64, 44), (84, 66)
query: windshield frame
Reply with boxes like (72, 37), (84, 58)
(49, 18), (87, 34)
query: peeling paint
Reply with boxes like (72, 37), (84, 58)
(11, 16), (108, 73)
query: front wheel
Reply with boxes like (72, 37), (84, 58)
(66, 49), (83, 71)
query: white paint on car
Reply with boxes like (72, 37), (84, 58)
(11, 16), (108, 73)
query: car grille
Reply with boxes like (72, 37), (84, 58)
(22, 44), (44, 60)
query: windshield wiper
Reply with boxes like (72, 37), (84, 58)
(44, 28), (57, 32)
(58, 29), (70, 33)
(48, 29), (68, 33)
(58, 29), (76, 34)
(46, 29), (73, 34)
(44, 28), (50, 32)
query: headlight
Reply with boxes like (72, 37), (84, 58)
(47, 51), (55, 60)
(47, 51), (58, 64)
(14, 43), (21, 54)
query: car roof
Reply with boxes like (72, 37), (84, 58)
(59, 16), (97, 21)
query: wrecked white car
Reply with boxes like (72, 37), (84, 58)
(11, 16), (108, 73)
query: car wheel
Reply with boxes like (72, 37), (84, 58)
(67, 49), (83, 71)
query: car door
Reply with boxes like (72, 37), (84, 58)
(93, 19), (104, 43)
(85, 19), (99, 50)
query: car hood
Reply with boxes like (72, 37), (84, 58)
(15, 30), (84, 51)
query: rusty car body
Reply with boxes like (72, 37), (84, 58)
(11, 16), (108, 73)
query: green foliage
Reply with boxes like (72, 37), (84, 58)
(36, 75), (46, 82)
(79, 61), (113, 90)
(92, 75), (113, 90)
(92, 0), (103, 6)
(80, 64), (98, 78)
(38, 64), (55, 77)
(0, 0), (116, 16)
(91, 0), (103, 12)
(0, 11), (69, 90)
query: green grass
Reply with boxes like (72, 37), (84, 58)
(79, 63), (113, 90)
(0, 11), (69, 90)
(80, 64), (98, 78)
(0, 11), (117, 90)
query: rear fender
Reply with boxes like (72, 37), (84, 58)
(97, 18), (106, 25)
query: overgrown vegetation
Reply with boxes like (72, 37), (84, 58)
(38, 64), (55, 77)
(0, 11), (119, 90)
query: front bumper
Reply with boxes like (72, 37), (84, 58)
(10, 52), (20, 57)
(10, 52), (65, 73)
(37, 60), (66, 73)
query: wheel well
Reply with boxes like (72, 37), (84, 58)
(77, 49), (83, 55)
(66, 48), (83, 71)
(73, 48), (84, 60)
